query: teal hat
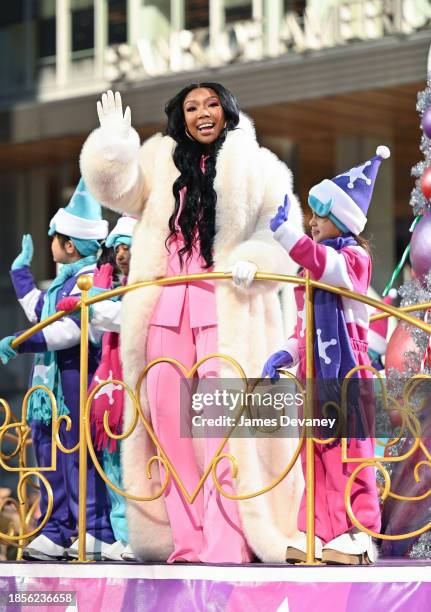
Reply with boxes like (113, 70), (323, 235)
(105, 215), (137, 248)
(48, 178), (108, 240)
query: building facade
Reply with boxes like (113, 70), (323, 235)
(0, 0), (430, 403)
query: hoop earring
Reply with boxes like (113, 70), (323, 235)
(185, 127), (194, 141)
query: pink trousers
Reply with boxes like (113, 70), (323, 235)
(297, 344), (381, 543)
(297, 438), (381, 544)
(147, 291), (251, 563)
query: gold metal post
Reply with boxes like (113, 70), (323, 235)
(304, 271), (317, 563)
(17, 433), (27, 560)
(77, 275), (92, 562)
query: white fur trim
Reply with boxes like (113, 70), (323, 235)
(376, 145), (390, 159)
(219, 146), (302, 297)
(368, 328), (387, 354)
(320, 247), (354, 290)
(280, 283), (299, 340)
(273, 222), (304, 253)
(236, 112), (256, 139)
(80, 130), (165, 217)
(309, 179), (367, 235)
(49, 208), (108, 239)
(107, 215), (137, 241)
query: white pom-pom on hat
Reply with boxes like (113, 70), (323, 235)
(376, 145), (390, 159)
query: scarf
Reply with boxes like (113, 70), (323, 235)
(312, 235), (367, 439)
(27, 255), (97, 425)
(89, 275), (125, 452)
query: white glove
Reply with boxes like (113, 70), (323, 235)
(96, 90), (140, 162)
(230, 260), (258, 289)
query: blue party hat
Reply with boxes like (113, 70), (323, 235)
(49, 178), (108, 239)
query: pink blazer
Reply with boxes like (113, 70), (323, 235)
(150, 175), (217, 329)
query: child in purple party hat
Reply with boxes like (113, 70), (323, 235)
(262, 146), (391, 565)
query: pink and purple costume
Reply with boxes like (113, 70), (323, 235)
(273, 223), (381, 544)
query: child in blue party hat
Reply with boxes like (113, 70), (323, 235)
(57, 213), (137, 562)
(0, 179), (115, 561)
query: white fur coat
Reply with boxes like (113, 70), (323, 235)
(80, 114), (305, 563)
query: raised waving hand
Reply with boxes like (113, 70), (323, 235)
(96, 90), (139, 162)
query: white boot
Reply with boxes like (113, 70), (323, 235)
(66, 533), (114, 561)
(322, 529), (375, 565)
(23, 535), (66, 561)
(286, 533), (323, 563)
(352, 529), (378, 563)
(121, 544), (137, 562)
(101, 540), (128, 561)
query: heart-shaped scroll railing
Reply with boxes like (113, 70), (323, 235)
(0, 384), (79, 554)
(1, 271), (431, 563)
(343, 371), (431, 542)
(85, 357), (305, 507)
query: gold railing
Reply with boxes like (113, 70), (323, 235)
(1, 271), (431, 564)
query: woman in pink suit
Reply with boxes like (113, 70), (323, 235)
(80, 84), (305, 563)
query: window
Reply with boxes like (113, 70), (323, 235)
(38, 17), (56, 57)
(225, 0), (252, 23)
(108, 0), (127, 45)
(36, 0), (56, 59)
(185, 0), (209, 30)
(284, 0), (307, 14)
(71, 0), (94, 53)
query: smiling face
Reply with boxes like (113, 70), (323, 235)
(115, 243), (131, 277)
(183, 87), (226, 145)
(309, 212), (342, 243)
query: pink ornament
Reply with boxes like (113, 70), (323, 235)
(410, 212), (431, 278)
(421, 167), (431, 200)
(385, 322), (422, 376)
(385, 322), (423, 426)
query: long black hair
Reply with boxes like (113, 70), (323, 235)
(164, 82), (240, 268)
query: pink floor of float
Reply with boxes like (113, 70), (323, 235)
(1, 558), (430, 611)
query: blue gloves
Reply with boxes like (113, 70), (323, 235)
(270, 195), (291, 232)
(0, 336), (18, 365)
(261, 350), (293, 381)
(11, 234), (34, 270)
(88, 286), (120, 301)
